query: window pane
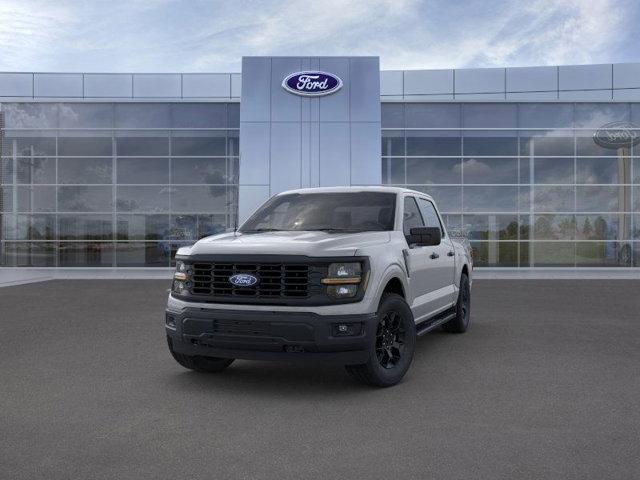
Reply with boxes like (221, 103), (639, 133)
(463, 214), (519, 240)
(1, 158), (12, 183)
(463, 104), (516, 128)
(116, 157), (169, 184)
(17, 186), (56, 212)
(462, 157), (517, 184)
(8, 136), (56, 156)
(227, 130), (239, 157)
(15, 214), (55, 240)
(381, 130), (404, 156)
(3, 104), (58, 128)
(406, 104), (460, 128)
(116, 186), (170, 212)
(58, 137), (113, 156)
(228, 104), (240, 127)
(519, 133), (574, 156)
(171, 134), (226, 156)
(533, 158), (574, 184)
(227, 158), (239, 184)
(58, 158), (112, 184)
(2, 242), (56, 267)
(114, 104), (170, 128)
(532, 242), (575, 266)
(575, 214), (630, 241)
(116, 214), (170, 240)
(411, 186), (462, 212)
(171, 103), (227, 128)
(58, 214), (113, 240)
(576, 186), (627, 212)
(402, 196), (424, 235)
(464, 135), (518, 156)
(406, 131), (461, 156)
(171, 158), (227, 184)
(58, 186), (113, 212)
(574, 103), (630, 128)
(576, 157), (628, 184)
(171, 186), (228, 212)
(463, 186), (518, 212)
(1, 186), (12, 211)
(534, 186), (575, 212)
(59, 103), (113, 128)
(382, 103), (404, 128)
(416, 198), (442, 232)
(576, 242), (631, 267)
(59, 242), (114, 267)
(170, 214), (228, 240)
(116, 136), (169, 156)
(115, 242), (170, 267)
(533, 215), (576, 240)
(518, 104), (573, 129)
(576, 134), (622, 156)
(469, 241), (518, 267)
(381, 158), (405, 184)
(16, 157), (56, 184)
(634, 158), (640, 184)
(406, 158), (461, 184)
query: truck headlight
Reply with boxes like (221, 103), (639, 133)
(172, 261), (191, 294)
(322, 262), (363, 298)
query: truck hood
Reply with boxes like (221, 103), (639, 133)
(179, 231), (391, 257)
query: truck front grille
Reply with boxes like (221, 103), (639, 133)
(190, 262), (310, 299)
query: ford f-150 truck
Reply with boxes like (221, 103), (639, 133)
(166, 186), (472, 386)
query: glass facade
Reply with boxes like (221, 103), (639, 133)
(0, 102), (239, 267)
(382, 103), (640, 268)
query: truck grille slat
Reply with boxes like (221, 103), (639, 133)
(188, 262), (311, 300)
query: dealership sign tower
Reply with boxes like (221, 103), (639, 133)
(238, 57), (382, 221)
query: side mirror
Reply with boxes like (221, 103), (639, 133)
(406, 227), (441, 247)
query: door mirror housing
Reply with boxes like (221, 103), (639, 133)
(406, 227), (441, 247)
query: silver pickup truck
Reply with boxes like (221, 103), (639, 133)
(165, 186), (472, 386)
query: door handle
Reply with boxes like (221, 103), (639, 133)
(447, 250), (455, 257)
(430, 252), (439, 260)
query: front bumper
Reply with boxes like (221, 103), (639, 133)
(165, 307), (377, 365)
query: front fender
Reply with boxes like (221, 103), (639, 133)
(368, 262), (410, 310)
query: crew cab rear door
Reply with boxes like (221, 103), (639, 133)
(402, 195), (454, 321)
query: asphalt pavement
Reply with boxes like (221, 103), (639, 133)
(1, 279), (639, 480)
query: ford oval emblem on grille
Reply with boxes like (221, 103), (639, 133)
(282, 71), (343, 97)
(229, 273), (259, 287)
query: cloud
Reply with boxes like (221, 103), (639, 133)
(0, 0), (637, 72)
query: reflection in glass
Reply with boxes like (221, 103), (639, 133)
(9, 137), (56, 156)
(58, 186), (113, 212)
(116, 186), (170, 213)
(518, 104), (573, 129)
(576, 157), (627, 184)
(170, 214), (227, 240)
(462, 157), (517, 184)
(59, 243), (114, 267)
(170, 104), (227, 128)
(520, 133), (574, 157)
(115, 243), (170, 267)
(171, 186), (228, 212)
(17, 186), (56, 212)
(58, 137), (112, 156)
(534, 158), (574, 184)
(58, 158), (112, 184)
(534, 186), (574, 212)
(116, 158), (169, 184)
(171, 158), (227, 184)
(381, 103), (404, 128)
(463, 186), (518, 212)
(575, 214), (629, 241)
(410, 186), (462, 212)
(576, 186), (625, 212)
(463, 104), (517, 128)
(381, 158), (405, 184)
(3, 104), (59, 128)
(2, 242), (56, 267)
(59, 103), (113, 128)
(116, 214), (170, 240)
(16, 157), (56, 184)
(533, 215), (576, 240)
(532, 242), (575, 266)
(464, 136), (518, 156)
(463, 214), (518, 240)
(406, 104), (460, 128)
(171, 135), (226, 156)
(469, 241), (518, 267)
(116, 136), (169, 156)
(58, 214), (113, 240)
(381, 130), (404, 156)
(15, 214), (55, 240)
(114, 104), (170, 128)
(406, 131), (461, 156)
(574, 103), (630, 128)
(576, 242), (631, 267)
(406, 158), (461, 184)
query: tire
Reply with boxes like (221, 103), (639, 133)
(167, 337), (234, 373)
(442, 273), (470, 333)
(345, 293), (416, 387)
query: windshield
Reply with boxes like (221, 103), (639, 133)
(239, 192), (396, 233)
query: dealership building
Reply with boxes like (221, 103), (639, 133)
(1, 56), (639, 271)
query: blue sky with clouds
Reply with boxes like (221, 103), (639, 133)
(1, 0), (638, 72)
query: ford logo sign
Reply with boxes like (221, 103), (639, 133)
(593, 121), (640, 149)
(282, 71), (343, 97)
(229, 273), (259, 287)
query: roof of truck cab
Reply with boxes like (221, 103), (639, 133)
(276, 186), (433, 199)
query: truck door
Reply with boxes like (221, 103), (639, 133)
(416, 197), (457, 309)
(402, 196), (444, 321)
